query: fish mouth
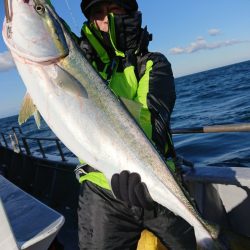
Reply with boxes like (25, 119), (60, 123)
(4, 0), (12, 23)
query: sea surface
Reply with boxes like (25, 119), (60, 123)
(0, 60), (250, 168)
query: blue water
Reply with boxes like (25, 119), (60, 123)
(172, 60), (250, 168)
(1, 60), (250, 167)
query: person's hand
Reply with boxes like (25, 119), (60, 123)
(111, 170), (154, 210)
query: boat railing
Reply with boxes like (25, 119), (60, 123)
(0, 127), (67, 162)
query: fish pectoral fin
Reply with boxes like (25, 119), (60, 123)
(54, 65), (88, 98)
(18, 92), (41, 128)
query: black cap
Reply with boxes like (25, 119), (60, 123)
(81, 0), (138, 18)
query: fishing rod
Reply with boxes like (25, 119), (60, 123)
(171, 123), (250, 134)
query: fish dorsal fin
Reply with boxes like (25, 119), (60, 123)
(18, 92), (41, 129)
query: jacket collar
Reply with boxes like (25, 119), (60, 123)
(81, 11), (152, 61)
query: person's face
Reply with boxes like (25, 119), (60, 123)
(89, 2), (126, 32)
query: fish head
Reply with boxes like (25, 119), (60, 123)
(2, 0), (69, 63)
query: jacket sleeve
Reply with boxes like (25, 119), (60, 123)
(147, 53), (176, 156)
(144, 202), (196, 249)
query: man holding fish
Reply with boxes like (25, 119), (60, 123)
(76, 0), (196, 249)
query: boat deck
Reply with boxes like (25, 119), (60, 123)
(0, 145), (80, 249)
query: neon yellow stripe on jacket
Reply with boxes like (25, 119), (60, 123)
(79, 172), (111, 190)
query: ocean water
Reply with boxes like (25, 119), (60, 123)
(0, 60), (250, 167)
(172, 60), (250, 168)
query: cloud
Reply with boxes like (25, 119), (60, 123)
(0, 51), (16, 72)
(208, 28), (221, 36)
(169, 37), (250, 55)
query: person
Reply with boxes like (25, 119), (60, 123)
(75, 0), (197, 249)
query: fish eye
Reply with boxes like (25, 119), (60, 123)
(35, 4), (45, 14)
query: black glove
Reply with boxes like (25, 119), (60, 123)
(111, 170), (154, 210)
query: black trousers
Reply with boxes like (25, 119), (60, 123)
(78, 181), (196, 250)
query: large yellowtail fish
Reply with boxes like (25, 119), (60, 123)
(2, 0), (223, 248)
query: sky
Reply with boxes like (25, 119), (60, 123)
(0, 0), (250, 118)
